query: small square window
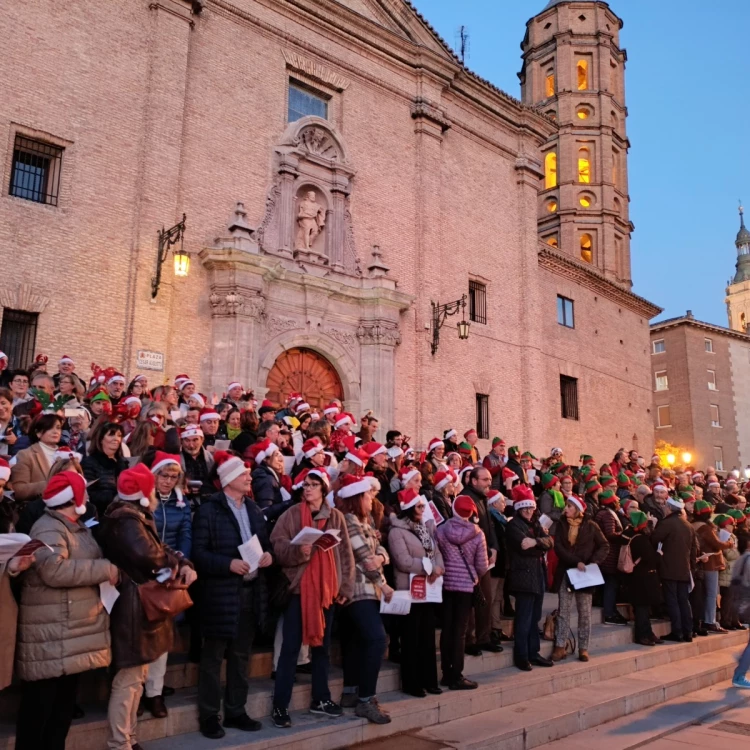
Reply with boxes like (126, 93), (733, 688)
(288, 81), (328, 123)
(654, 370), (668, 391)
(657, 404), (671, 428)
(714, 446), (724, 472)
(705, 338), (714, 353)
(710, 404), (721, 427)
(560, 375), (579, 420)
(652, 339), (665, 354)
(708, 370), (717, 390)
(469, 281), (487, 325)
(475, 393), (489, 440)
(557, 295), (575, 328)
(9, 135), (63, 206)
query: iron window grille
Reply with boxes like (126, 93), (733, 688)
(557, 295), (575, 328)
(9, 135), (63, 206)
(560, 375), (579, 420)
(0, 309), (38, 369)
(475, 393), (489, 439)
(469, 280), (487, 324)
(288, 81), (328, 123)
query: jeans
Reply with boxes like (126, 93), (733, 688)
(16, 673), (80, 750)
(273, 615), (310, 670)
(602, 573), (619, 618)
(704, 570), (719, 624)
(690, 574), (706, 630)
(513, 592), (543, 662)
(440, 590), (474, 683)
(340, 599), (387, 699)
(199, 585), (256, 721)
(274, 594), (334, 710)
(401, 603), (438, 692)
(663, 579), (693, 637)
(735, 627), (750, 680)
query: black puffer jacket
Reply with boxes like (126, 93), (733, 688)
(505, 515), (553, 595)
(251, 465), (292, 523)
(191, 492), (271, 639)
(81, 451), (128, 517)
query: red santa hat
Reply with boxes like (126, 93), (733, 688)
(433, 470), (456, 491)
(568, 495), (586, 514)
(43, 470), (87, 515)
(292, 469), (309, 491)
(511, 484), (536, 510)
(59, 354), (75, 365)
(188, 393), (206, 409)
(199, 407), (220, 422)
(249, 438), (279, 466)
(227, 381), (243, 393)
(399, 465), (421, 489)
(179, 379), (195, 390)
(323, 401), (341, 416)
(180, 424), (203, 440)
(337, 473), (372, 499)
(0, 352), (7, 363)
(444, 429), (457, 441)
(108, 372), (126, 385)
(302, 437), (325, 459)
(487, 489), (504, 506)
(213, 451), (248, 487)
(398, 488), (425, 511)
(427, 437), (444, 454)
(287, 392), (303, 405)
(150, 450), (182, 475)
(53, 446), (83, 464)
(117, 464), (155, 508)
(453, 495), (478, 520)
(361, 442), (387, 461)
(0, 458), (9, 482)
(464, 429), (477, 440)
(295, 401), (311, 415)
(335, 412), (355, 430)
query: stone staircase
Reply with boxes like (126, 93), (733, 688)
(0, 599), (746, 750)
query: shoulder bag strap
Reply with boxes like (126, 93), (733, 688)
(457, 544), (478, 586)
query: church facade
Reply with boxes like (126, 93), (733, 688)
(0, 0), (659, 454)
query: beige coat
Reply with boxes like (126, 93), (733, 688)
(10, 443), (52, 502)
(388, 516), (445, 591)
(0, 563), (18, 690)
(15, 509), (116, 682)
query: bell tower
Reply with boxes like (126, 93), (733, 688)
(520, 0), (633, 288)
(726, 205), (750, 333)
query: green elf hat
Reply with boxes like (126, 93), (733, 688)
(616, 471), (631, 488)
(600, 467), (613, 478)
(693, 499), (712, 516)
(599, 488), (617, 504)
(549, 461), (565, 474)
(90, 390), (111, 403)
(631, 475), (643, 487)
(579, 465), (595, 478)
(458, 441), (473, 456)
(521, 451), (537, 461)
(585, 478), (602, 494)
(580, 454), (596, 466)
(509, 445), (520, 456)
(629, 510), (649, 530)
(492, 437), (506, 447)
(541, 472), (559, 490)
(600, 475), (617, 489)
(727, 508), (745, 522)
(713, 514), (734, 528)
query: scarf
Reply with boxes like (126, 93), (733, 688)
(567, 514), (583, 545)
(408, 519), (435, 560)
(299, 502), (338, 647)
(550, 489), (565, 509)
(226, 425), (242, 440)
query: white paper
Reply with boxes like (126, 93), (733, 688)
(538, 513), (553, 531)
(283, 455), (296, 477)
(421, 500), (437, 526)
(422, 557), (434, 576)
(719, 529), (731, 543)
(657, 542), (663, 555)
(526, 469), (537, 485)
(409, 573), (444, 603)
(170, 410), (182, 423)
(99, 581), (120, 614)
(214, 439), (231, 451)
(380, 590), (411, 615)
(238, 534), (264, 572)
(0, 533), (32, 563)
(84, 518), (99, 528)
(290, 527), (341, 545)
(566, 563), (605, 590)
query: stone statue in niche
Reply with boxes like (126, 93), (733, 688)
(294, 190), (326, 251)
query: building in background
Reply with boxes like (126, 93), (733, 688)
(0, 0), (659, 454)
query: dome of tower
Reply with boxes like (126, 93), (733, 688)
(543, 0), (602, 8)
(737, 220), (750, 247)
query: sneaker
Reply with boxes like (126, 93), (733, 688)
(340, 692), (359, 708)
(355, 698), (391, 725)
(272, 707), (292, 729)
(223, 713), (262, 731)
(199, 715), (226, 739)
(733, 676), (750, 689)
(310, 699), (343, 718)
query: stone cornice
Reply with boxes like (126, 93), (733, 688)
(650, 316), (750, 343)
(538, 246), (662, 319)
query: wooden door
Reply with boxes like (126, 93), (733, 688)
(265, 348), (343, 411)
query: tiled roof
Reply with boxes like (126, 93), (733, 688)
(650, 314), (750, 342)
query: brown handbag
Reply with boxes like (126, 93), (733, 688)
(138, 579), (193, 622)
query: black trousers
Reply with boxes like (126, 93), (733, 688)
(441, 590), (474, 682)
(633, 604), (654, 641)
(400, 603), (438, 692)
(663, 579), (692, 638)
(15, 672), (80, 750)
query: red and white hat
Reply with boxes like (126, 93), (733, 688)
(568, 495), (586, 514)
(295, 401), (311, 415)
(150, 451), (182, 475)
(53, 446), (82, 464)
(292, 469), (309, 491)
(361, 442), (387, 461)
(0, 352), (7, 363)
(323, 401), (341, 416)
(189, 393), (206, 409)
(227, 381), (243, 393)
(398, 488), (425, 511)
(199, 407), (220, 422)
(108, 372), (126, 385)
(444, 429), (457, 441)
(179, 379), (195, 390)
(453, 495), (478, 519)
(249, 438), (278, 466)
(0, 458), (9, 482)
(302, 437), (325, 459)
(399, 465), (421, 489)
(180, 424), (203, 440)
(511, 484), (536, 510)
(173, 374), (190, 388)
(433, 469), (456, 491)
(59, 354), (74, 365)
(117, 464), (155, 508)
(43, 470), (87, 515)
(487, 489), (504, 506)
(306, 467), (330, 489)
(502, 466), (520, 485)
(334, 412), (355, 430)
(214, 451), (249, 487)
(427, 437), (444, 454)
(464, 429), (477, 440)
(337, 473), (372, 498)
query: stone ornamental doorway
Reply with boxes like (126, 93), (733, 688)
(265, 347), (343, 411)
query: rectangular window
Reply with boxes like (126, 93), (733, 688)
(710, 404), (721, 427)
(475, 394), (489, 440)
(0, 309), (38, 370)
(545, 72), (555, 98)
(560, 375), (579, 420)
(9, 135), (63, 206)
(657, 404), (671, 428)
(557, 295), (575, 328)
(708, 369), (717, 390)
(654, 370), (669, 391)
(705, 337), (714, 352)
(288, 81), (328, 123)
(714, 446), (724, 472)
(652, 339), (665, 354)
(468, 280), (487, 324)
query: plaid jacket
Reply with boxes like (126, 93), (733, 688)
(344, 513), (389, 603)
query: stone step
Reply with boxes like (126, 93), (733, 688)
(1, 626), (742, 750)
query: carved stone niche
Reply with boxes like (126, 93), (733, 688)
(257, 116), (359, 275)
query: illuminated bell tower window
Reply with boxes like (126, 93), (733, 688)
(579, 194), (591, 208)
(580, 233), (593, 263)
(545, 151), (557, 189)
(578, 147), (591, 183)
(545, 69), (556, 98)
(577, 59), (589, 90)
(576, 105), (591, 120)
(546, 199), (558, 213)
(545, 234), (559, 249)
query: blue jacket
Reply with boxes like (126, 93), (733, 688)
(152, 490), (192, 559)
(192, 492), (271, 639)
(251, 465), (292, 523)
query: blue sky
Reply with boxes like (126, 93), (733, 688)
(410, 0), (750, 325)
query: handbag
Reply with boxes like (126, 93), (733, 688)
(457, 544), (487, 608)
(138, 579), (193, 623)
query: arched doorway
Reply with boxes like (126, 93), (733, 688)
(265, 347), (343, 411)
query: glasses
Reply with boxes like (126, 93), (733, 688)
(302, 482), (319, 489)
(12, 379), (28, 385)
(160, 473), (181, 481)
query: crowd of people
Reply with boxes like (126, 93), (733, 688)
(2, 352), (750, 750)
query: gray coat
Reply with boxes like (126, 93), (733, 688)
(387, 516), (445, 591)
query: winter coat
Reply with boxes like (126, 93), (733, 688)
(82, 451), (128, 517)
(9, 443), (52, 502)
(719, 533), (740, 587)
(15, 509), (115, 681)
(431, 488), (453, 523)
(98, 501), (185, 670)
(643, 495), (666, 526)
(181, 447), (215, 504)
(538, 490), (563, 536)
(504, 457), (527, 485)
(270, 501), (355, 600)
(489, 506), (508, 578)
(594, 507), (624, 574)
(344, 513), (389, 604)
(388, 516), (445, 591)
(650, 511), (698, 583)
(461, 484), (499, 554)
(252, 464), (292, 524)
(436, 517), (489, 593)
(0, 562), (18, 690)
(192, 492), (271, 639)
(504, 515), (553, 596)
(153, 490), (192, 558)
(623, 530), (662, 607)
(551, 516), (609, 593)
(693, 521), (733, 572)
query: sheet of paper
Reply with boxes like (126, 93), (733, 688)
(428, 501), (445, 526)
(213, 439), (231, 451)
(290, 527), (324, 545)
(84, 518), (99, 528)
(99, 581), (120, 614)
(283, 455), (296, 477)
(526, 469), (537, 485)
(409, 574), (443, 603)
(566, 563), (605, 590)
(422, 557), (434, 576)
(380, 590), (411, 615)
(0, 533), (34, 563)
(238, 534), (264, 572)
(170, 410), (182, 423)
(538, 513), (553, 531)
(719, 529), (731, 543)
(421, 500), (437, 526)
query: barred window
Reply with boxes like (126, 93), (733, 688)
(0, 310), (38, 369)
(475, 394), (489, 439)
(560, 375), (579, 420)
(9, 135), (63, 206)
(288, 82), (328, 123)
(469, 281), (487, 324)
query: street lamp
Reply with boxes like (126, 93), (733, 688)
(431, 294), (469, 355)
(681, 452), (692, 465)
(666, 454), (676, 465)
(151, 214), (188, 298)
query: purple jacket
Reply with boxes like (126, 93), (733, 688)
(437, 517), (489, 593)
